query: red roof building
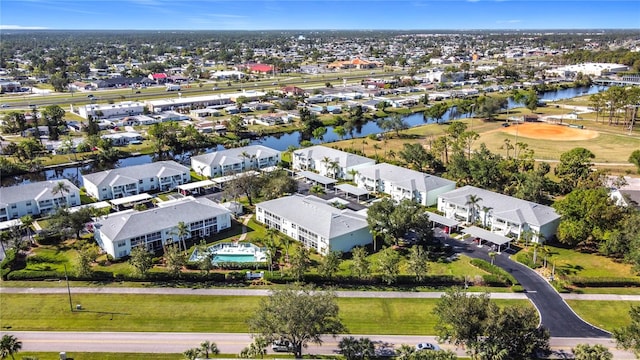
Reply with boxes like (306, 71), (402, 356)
(249, 64), (275, 73)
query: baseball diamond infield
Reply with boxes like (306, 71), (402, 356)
(501, 122), (600, 141)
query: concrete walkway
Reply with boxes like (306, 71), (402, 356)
(2, 286), (639, 301)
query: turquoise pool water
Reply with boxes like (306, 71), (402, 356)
(213, 254), (258, 263)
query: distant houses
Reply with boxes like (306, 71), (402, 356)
(255, 194), (371, 255)
(191, 145), (281, 178)
(93, 196), (231, 259)
(83, 160), (190, 201)
(0, 179), (80, 221)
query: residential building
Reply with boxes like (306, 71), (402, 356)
(292, 146), (375, 180)
(437, 185), (561, 243)
(93, 197), (232, 259)
(355, 163), (456, 206)
(0, 179), (80, 221)
(191, 145), (281, 178)
(82, 160), (190, 201)
(255, 194), (371, 255)
(71, 101), (145, 120)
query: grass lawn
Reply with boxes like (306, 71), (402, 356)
(539, 245), (637, 279)
(0, 293), (529, 335)
(17, 353), (184, 360)
(567, 300), (636, 332)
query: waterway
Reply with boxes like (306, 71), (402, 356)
(2, 85), (606, 187)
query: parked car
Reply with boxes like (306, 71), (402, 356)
(271, 339), (293, 352)
(0, 104), (9, 108)
(416, 343), (441, 351)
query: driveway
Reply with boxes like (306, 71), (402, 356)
(438, 230), (611, 338)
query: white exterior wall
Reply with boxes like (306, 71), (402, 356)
(77, 102), (145, 119)
(328, 227), (372, 253)
(84, 171), (190, 201)
(0, 190), (80, 221)
(192, 153), (280, 178)
(425, 183), (456, 206)
(95, 212), (231, 259)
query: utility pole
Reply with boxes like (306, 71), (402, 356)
(64, 264), (73, 312)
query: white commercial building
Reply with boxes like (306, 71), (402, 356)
(83, 161), (190, 201)
(191, 145), (281, 178)
(437, 185), (561, 243)
(256, 194), (372, 255)
(355, 163), (456, 206)
(545, 63), (629, 78)
(0, 179), (80, 221)
(72, 101), (145, 119)
(93, 197), (232, 259)
(292, 146), (375, 180)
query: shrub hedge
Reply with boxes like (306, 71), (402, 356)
(567, 276), (640, 288)
(470, 258), (518, 286)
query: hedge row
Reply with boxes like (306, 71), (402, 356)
(7, 269), (227, 283)
(567, 276), (640, 288)
(0, 248), (18, 279)
(470, 258), (518, 286)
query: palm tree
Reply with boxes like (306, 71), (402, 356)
(182, 348), (199, 360)
(280, 234), (291, 264)
(489, 251), (497, 265)
(20, 215), (34, 245)
(347, 168), (359, 182)
(51, 180), (70, 208)
(465, 194), (482, 224)
(481, 206), (493, 228)
(328, 160), (340, 179)
(175, 221), (190, 252)
(0, 334), (22, 360)
(338, 336), (361, 360)
(320, 156), (332, 177)
(200, 340), (220, 358)
(394, 344), (415, 360)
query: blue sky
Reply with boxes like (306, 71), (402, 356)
(1, 0), (638, 30)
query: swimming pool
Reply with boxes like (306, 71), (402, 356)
(189, 242), (267, 264)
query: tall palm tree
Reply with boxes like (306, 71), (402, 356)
(20, 215), (34, 245)
(465, 194), (482, 224)
(481, 206), (493, 228)
(320, 156), (332, 176)
(51, 180), (70, 208)
(175, 221), (190, 253)
(0, 334), (22, 360)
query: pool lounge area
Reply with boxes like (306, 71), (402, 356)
(189, 242), (268, 264)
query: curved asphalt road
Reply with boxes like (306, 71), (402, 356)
(440, 233), (610, 338)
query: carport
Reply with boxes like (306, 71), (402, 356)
(462, 226), (512, 253)
(425, 211), (459, 234)
(334, 183), (370, 201)
(109, 193), (153, 211)
(211, 171), (260, 190)
(296, 170), (337, 190)
(177, 179), (216, 195)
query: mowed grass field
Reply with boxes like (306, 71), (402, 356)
(0, 294), (529, 335)
(568, 300), (636, 331)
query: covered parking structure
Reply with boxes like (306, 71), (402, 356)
(296, 170), (337, 190)
(334, 183), (370, 201)
(425, 211), (460, 234)
(211, 171), (260, 190)
(109, 193), (153, 211)
(177, 179), (216, 195)
(462, 226), (513, 253)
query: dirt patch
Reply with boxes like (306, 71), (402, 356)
(500, 122), (599, 141)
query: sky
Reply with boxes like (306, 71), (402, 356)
(0, 0), (639, 31)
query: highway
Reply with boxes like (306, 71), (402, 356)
(5, 331), (635, 359)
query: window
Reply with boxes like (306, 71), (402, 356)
(10, 204), (16, 209)
(26, 201), (31, 206)
(139, 180), (143, 184)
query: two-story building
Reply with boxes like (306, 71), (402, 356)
(437, 185), (561, 243)
(82, 161), (190, 201)
(255, 194), (371, 255)
(191, 145), (281, 178)
(355, 163), (456, 206)
(93, 197), (231, 259)
(292, 146), (375, 180)
(0, 180), (80, 221)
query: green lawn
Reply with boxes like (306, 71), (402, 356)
(17, 353), (184, 360)
(538, 245), (637, 279)
(0, 293), (529, 335)
(567, 300), (636, 331)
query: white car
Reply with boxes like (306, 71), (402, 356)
(271, 340), (293, 352)
(416, 342), (441, 351)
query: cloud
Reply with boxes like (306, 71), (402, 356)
(496, 19), (522, 24)
(0, 25), (48, 30)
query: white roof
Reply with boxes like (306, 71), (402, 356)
(294, 145), (374, 168)
(439, 185), (560, 227)
(0, 179), (79, 206)
(177, 180), (216, 191)
(335, 183), (369, 197)
(463, 226), (513, 246)
(425, 211), (459, 227)
(358, 163), (455, 193)
(109, 193), (153, 206)
(95, 197), (230, 242)
(211, 171), (260, 184)
(257, 194), (368, 239)
(0, 219), (22, 231)
(191, 145), (280, 167)
(82, 161), (188, 188)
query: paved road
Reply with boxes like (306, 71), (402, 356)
(4, 331), (635, 359)
(439, 232), (611, 338)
